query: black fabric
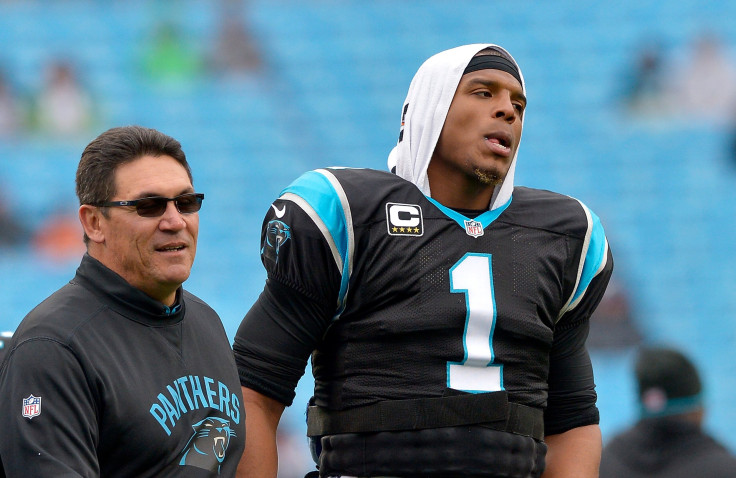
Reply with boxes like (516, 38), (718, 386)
(235, 168), (613, 475)
(307, 391), (544, 441)
(0, 254), (245, 477)
(544, 306), (601, 435)
(234, 277), (336, 406)
(319, 426), (546, 477)
(463, 54), (522, 85)
(74, 253), (187, 325)
(600, 417), (736, 478)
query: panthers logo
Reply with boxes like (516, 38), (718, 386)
(179, 417), (235, 474)
(261, 220), (291, 264)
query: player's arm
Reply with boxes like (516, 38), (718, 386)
(0, 339), (99, 476)
(234, 191), (342, 476)
(542, 424), (602, 478)
(543, 320), (603, 478)
(234, 276), (334, 476)
(236, 386), (285, 478)
(542, 227), (613, 477)
(543, 319), (602, 478)
(235, 173), (348, 475)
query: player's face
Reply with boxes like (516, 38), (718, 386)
(429, 68), (525, 204)
(96, 155), (198, 305)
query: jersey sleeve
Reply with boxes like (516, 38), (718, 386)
(0, 339), (100, 476)
(234, 170), (344, 406)
(544, 318), (599, 435)
(556, 202), (613, 328)
(545, 203), (614, 435)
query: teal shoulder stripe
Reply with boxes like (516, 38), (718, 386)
(281, 170), (353, 318)
(570, 204), (608, 306)
(282, 170), (348, 271)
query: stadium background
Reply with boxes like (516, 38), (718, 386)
(1, 0), (735, 474)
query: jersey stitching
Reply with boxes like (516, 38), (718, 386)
(267, 272), (334, 306)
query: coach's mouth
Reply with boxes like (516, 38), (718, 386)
(156, 242), (187, 253)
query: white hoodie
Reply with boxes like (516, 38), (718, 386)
(388, 43), (526, 211)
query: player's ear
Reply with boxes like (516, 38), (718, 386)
(79, 204), (105, 244)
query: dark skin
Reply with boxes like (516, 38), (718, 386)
(427, 68), (526, 210)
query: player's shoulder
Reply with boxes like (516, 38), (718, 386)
(506, 186), (603, 238)
(285, 167), (402, 194)
(323, 166), (397, 182)
(280, 167), (419, 212)
(511, 186), (587, 210)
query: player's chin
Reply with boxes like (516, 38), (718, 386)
(473, 167), (504, 186)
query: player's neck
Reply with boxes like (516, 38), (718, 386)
(427, 164), (495, 210)
(429, 182), (493, 210)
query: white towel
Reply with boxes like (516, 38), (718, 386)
(387, 44), (526, 211)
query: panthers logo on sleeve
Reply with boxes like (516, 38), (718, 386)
(261, 220), (291, 265)
(179, 417), (236, 474)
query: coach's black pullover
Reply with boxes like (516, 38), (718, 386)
(0, 254), (245, 477)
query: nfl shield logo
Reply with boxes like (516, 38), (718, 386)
(464, 219), (484, 238)
(22, 394), (41, 419)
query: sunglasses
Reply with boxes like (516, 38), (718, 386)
(96, 193), (204, 217)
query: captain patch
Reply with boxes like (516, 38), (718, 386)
(386, 203), (423, 236)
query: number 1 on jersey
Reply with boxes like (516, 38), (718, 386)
(447, 253), (504, 392)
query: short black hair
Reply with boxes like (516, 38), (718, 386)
(76, 126), (192, 243)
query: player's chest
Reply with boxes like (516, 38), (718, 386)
(351, 217), (569, 331)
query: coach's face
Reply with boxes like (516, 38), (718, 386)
(84, 155), (199, 305)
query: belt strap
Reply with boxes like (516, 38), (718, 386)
(306, 391), (544, 441)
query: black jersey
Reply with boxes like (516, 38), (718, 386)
(234, 167), (612, 475)
(0, 254), (245, 477)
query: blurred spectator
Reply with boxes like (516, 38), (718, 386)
(0, 330), (12, 364)
(141, 21), (203, 85)
(0, 204), (27, 246)
(621, 41), (672, 117)
(587, 278), (642, 350)
(0, 184), (28, 246)
(731, 119), (736, 168)
(667, 32), (736, 125)
(0, 68), (23, 138)
(31, 210), (85, 264)
(209, 0), (263, 78)
(35, 60), (94, 138)
(600, 346), (736, 478)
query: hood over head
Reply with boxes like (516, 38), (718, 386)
(388, 43), (526, 211)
